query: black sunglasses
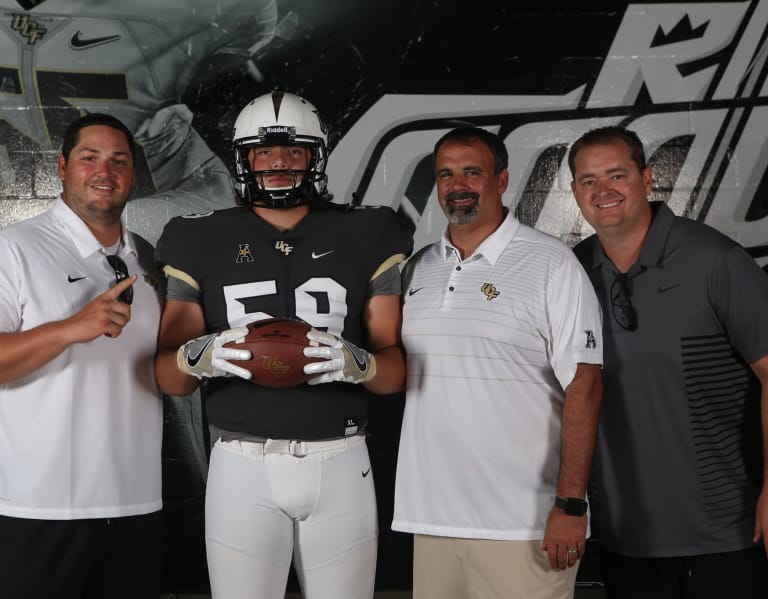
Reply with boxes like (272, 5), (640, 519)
(610, 273), (637, 331)
(106, 254), (133, 305)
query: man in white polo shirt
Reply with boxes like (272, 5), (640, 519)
(0, 113), (164, 597)
(392, 126), (603, 599)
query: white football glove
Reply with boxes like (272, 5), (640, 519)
(177, 327), (252, 380)
(302, 329), (377, 385)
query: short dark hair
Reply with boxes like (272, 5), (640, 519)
(433, 126), (508, 175)
(567, 126), (646, 177)
(61, 113), (136, 163)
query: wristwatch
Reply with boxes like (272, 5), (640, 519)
(554, 496), (588, 516)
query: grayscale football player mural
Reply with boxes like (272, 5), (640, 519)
(1, 0), (767, 592)
(0, 0), (287, 242)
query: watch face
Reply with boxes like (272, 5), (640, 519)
(565, 500), (587, 516)
(556, 496), (588, 516)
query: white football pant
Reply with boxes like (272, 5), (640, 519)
(205, 435), (378, 599)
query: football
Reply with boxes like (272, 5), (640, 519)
(225, 317), (322, 388)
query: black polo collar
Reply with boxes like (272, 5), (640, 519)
(585, 201), (674, 275)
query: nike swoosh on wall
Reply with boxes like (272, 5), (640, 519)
(70, 31), (121, 50)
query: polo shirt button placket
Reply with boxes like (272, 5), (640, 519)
(448, 264), (461, 292)
(445, 262), (463, 303)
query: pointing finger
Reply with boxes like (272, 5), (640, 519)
(104, 275), (137, 300)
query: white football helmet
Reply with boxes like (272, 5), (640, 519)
(232, 91), (329, 208)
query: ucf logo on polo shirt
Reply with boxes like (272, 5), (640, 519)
(481, 283), (500, 301)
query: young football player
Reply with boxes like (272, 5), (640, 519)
(154, 91), (412, 599)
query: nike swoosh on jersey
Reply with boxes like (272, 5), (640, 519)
(67, 275), (87, 283)
(362, 468), (371, 478)
(408, 287), (423, 296)
(70, 31), (122, 50)
(311, 250), (334, 259)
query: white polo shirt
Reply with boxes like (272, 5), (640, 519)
(0, 197), (163, 519)
(393, 211), (602, 540)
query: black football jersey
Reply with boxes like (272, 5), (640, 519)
(156, 204), (413, 439)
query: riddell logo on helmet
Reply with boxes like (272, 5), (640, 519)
(260, 126), (295, 135)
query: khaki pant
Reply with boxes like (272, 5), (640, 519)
(413, 535), (578, 599)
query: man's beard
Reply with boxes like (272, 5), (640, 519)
(442, 190), (479, 225)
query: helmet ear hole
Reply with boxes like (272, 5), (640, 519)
(232, 92), (329, 209)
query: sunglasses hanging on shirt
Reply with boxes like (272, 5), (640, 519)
(610, 272), (637, 331)
(106, 254), (133, 305)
